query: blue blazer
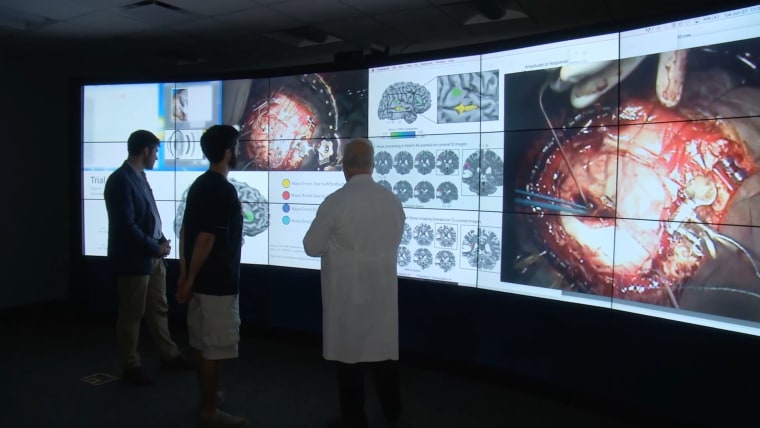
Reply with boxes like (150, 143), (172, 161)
(104, 162), (164, 276)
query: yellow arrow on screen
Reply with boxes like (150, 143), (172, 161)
(454, 103), (479, 115)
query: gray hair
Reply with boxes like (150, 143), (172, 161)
(342, 138), (374, 169)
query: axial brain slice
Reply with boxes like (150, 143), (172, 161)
(378, 82), (432, 124)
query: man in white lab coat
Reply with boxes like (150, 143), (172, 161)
(303, 138), (406, 428)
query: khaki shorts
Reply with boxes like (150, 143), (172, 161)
(187, 293), (240, 360)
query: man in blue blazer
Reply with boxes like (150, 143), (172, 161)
(104, 130), (194, 385)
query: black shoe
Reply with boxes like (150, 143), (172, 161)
(122, 367), (154, 386)
(160, 354), (197, 371)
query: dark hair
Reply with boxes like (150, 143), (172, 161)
(127, 130), (160, 156)
(201, 125), (240, 164)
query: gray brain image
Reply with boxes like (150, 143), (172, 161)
(175, 178), (270, 241)
(435, 225), (457, 248)
(462, 228), (502, 270)
(378, 179), (392, 192)
(462, 150), (504, 196)
(378, 82), (432, 124)
(398, 246), (412, 267)
(414, 181), (435, 203)
(436, 150), (459, 175)
(414, 223), (434, 246)
(414, 248), (433, 270)
(394, 151), (413, 175)
(374, 151), (393, 175)
(414, 150), (435, 175)
(436, 182), (459, 204)
(401, 223), (412, 245)
(436, 250), (457, 272)
(437, 70), (499, 123)
(393, 181), (413, 203)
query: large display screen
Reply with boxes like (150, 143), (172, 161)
(82, 5), (760, 336)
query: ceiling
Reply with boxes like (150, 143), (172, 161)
(0, 0), (747, 75)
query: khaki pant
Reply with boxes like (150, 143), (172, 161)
(116, 258), (180, 369)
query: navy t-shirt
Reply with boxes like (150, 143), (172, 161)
(182, 171), (242, 296)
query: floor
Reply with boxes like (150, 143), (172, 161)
(0, 302), (689, 428)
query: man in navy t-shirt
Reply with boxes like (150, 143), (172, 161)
(176, 125), (247, 428)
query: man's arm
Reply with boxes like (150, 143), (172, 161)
(105, 174), (161, 257)
(186, 232), (214, 284)
(303, 202), (334, 257)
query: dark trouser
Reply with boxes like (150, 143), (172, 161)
(116, 258), (179, 369)
(336, 360), (401, 428)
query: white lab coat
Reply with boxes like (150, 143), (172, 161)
(303, 174), (405, 363)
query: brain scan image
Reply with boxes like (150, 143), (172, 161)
(437, 70), (499, 123)
(436, 250), (457, 272)
(378, 82), (432, 124)
(437, 150), (459, 175)
(436, 225), (457, 248)
(378, 179), (392, 192)
(393, 181), (413, 203)
(414, 150), (435, 175)
(175, 178), (270, 243)
(414, 223), (434, 246)
(235, 72), (367, 171)
(414, 248), (434, 270)
(501, 39), (760, 322)
(462, 149), (504, 196)
(398, 246), (412, 267)
(437, 182), (459, 204)
(401, 223), (412, 245)
(394, 151), (413, 175)
(462, 228), (502, 270)
(414, 181), (435, 203)
(374, 151), (393, 175)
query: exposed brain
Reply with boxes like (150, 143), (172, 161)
(237, 74), (342, 171)
(378, 82), (432, 124)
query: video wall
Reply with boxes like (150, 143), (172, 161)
(82, 4), (760, 336)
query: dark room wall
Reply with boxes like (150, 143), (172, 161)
(0, 53), (71, 308)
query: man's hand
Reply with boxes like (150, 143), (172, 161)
(176, 275), (193, 304)
(157, 240), (171, 258)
